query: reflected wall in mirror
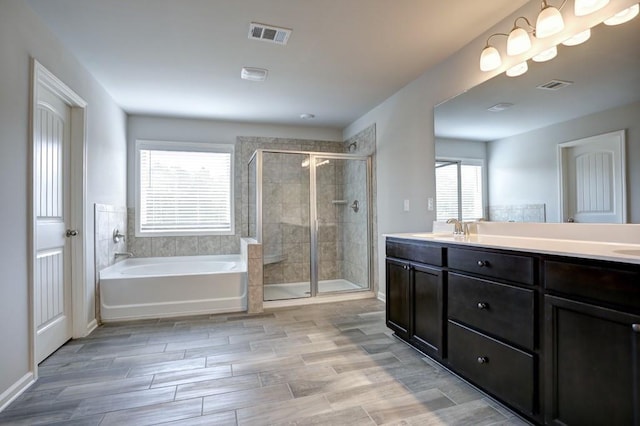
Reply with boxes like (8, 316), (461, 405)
(434, 15), (640, 223)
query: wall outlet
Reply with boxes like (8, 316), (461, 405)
(403, 199), (410, 212)
(427, 197), (434, 211)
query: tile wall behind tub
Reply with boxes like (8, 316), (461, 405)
(489, 204), (546, 222)
(94, 204), (127, 321)
(127, 136), (344, 259)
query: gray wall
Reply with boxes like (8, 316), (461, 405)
(0, 0), (126, 402)
(488, 100), (640, 223)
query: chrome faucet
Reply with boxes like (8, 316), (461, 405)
(114, 252), (134, 259)
(446, 218), (464, 235)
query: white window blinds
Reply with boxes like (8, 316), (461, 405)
(436, 160), (484, 222)
(137, 141), (233, 235)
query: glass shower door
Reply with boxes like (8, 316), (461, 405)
(314, 156), (370, 294)
(262, 151), (312, 301)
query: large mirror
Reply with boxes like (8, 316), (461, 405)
(434, 14), (640, 224)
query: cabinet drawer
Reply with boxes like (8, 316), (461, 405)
(544, 259), (640, 311)
(448, 273), (535, 350)
(448, 321), (535, 415)
(386, 239), (444, 266)
(448, 247), (535, 285)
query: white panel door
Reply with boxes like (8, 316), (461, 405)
(561, 131), (626, 223)
(35, 85), (73, 363)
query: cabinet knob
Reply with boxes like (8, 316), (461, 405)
(633, 324), (640, 333)
(477, 302), (489, 310)
(477, 260), (488, 267)
(477, 356), (489, 364)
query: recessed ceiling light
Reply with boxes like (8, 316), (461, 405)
(300, 113), (315, 119)
(241, 67), (268, 81)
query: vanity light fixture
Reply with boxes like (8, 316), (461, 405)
(535, 0), (566, 38)
(532, 45), (558, 62)
(574, 0), (609, 16)
(506, 61), (529, 77)
(478, 0), (638, 76)
(480, 33), (507, 71)
(562, 28), (591, 45)
(604, 3), (639, 25)
(507, 17), (534, 56)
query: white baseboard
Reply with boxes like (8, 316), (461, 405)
(377, 291), (386, 303)
(0, 372), (35, 412)
(86, 318), (98, 336)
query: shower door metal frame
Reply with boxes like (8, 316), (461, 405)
(248, 149), (373, 298)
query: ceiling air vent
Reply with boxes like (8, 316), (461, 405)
(487, 103), (514, 112)
(248, 22), (292, 45)
(241, 67), (268, 82)
(537, 79), (573, 91)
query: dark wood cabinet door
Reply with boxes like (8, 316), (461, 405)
(545, 295), (640, 426)
(411, 264), (443, 359)
(386, 259), (411, 340)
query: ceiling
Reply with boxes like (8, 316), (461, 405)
(435, 12), (640, 141)
(25, 0), (529, 128)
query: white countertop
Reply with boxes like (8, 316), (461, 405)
(385, 232), (640, 265)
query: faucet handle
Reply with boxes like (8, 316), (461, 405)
(113, 228), (126, 243)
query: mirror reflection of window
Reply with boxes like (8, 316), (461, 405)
(435, 160), (484, 221)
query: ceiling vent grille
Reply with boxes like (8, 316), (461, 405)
(249, 22), (292, 45)
(537, 79), (573, 91)
(487, 103), (514, 112)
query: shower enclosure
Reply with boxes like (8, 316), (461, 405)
(248, 149), (372, 301)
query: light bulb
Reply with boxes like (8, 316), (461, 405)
(506, 61), (528, 77)
(532, 46), (558, 62)
(480, 45), (502, 71)
(562, 29), (591, 46)
(574, 0), (609, 16)
(536, 4), (565, 38)
(507, 27), (532, 56)
(604, 4), (639, 25)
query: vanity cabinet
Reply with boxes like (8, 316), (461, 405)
(386, 236), (640, 425)
(386, 239), (444, 359)
(543, 258), (640, 426)
(446, 246), (538, 416)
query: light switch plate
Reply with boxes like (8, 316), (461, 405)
(403, 199), (410, 211)
(427, 197), (434, 211)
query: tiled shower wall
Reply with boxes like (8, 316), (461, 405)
(343, 125), (377, 291)
(239, 138), (344, 285)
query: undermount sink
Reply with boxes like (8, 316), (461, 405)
(613, 249), (640, 257)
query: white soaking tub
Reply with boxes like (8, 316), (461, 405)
(99, 255), (247, 321)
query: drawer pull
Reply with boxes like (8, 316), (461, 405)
(477, 356), (489, 364)
(477, 302), (489, 310)
(633, 324), (640, 333)
(477, 260), (489, 267)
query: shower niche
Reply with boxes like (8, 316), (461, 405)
(248, 150), (372, 301)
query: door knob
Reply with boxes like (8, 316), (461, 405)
(66, 229), (78, 237)
(477, 356), (489, 364)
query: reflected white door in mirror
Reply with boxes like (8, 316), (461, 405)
(558, 130), (626, 223)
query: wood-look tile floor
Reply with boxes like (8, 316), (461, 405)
(0, 299), (531, 425)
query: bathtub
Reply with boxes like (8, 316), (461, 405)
(99, 255), (247, 322)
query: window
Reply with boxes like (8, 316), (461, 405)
(435, 159), (484, 221)
(136, 140), (234, 236)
